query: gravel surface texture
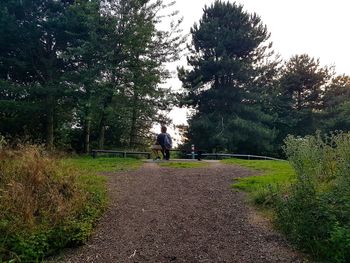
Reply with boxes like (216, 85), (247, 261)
(55, 161), (304, 263)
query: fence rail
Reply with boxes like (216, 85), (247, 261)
(91, 149), (151, 159)
(91, 149), (283, 161)
(187, 153), (285, 161)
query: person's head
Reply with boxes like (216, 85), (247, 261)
(161, 126), (167, 133)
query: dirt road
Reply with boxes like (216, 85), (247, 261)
(57, 161), (303, 263)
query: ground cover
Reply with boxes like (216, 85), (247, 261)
(0, 150), (141, 262)
(222, 159), (296, 205)
(223, 133), (350, 262)
(62, 155), (142, 173)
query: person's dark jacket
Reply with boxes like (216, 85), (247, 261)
(157, 132), (172, 150)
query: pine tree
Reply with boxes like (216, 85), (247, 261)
(180, 0), (277, 154)
(275, 54), (331, 142)
(0, 0), (87, 148)
(321, 75), (350, 132)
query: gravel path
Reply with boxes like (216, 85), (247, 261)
(57, 161), (304, 263)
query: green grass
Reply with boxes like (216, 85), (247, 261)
(222, 158), (296, 205)
(61, 156), (142, 173)
(61, 156), (143, 221)
(222, 159), (295, 191)
(158, 161), (208, 168)
(62, 156), (142, 209)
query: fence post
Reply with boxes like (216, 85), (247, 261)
(191, 144), (195, 159)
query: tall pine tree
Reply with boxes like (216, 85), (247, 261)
(180, 1), (277, 154)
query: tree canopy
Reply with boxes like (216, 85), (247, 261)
(179, 0), (277, 154)
(0, 0), (184, 151)
(1, 0), (350, 156)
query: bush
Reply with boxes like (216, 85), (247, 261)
(0, 146), (106, 262)
(275, 132), (350, 262)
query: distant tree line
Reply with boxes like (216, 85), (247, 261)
(0, 0), (184, 152)
(179, 0), (350, 157)
(1, 0), (349, 156)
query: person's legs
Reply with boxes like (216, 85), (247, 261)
(160, 147), (165, 159)
(152, 149), (161, 160)
(165, 149), (170, 160)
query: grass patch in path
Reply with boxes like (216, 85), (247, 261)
(158, 161), (209, 169)
(222, 159), (296, 205)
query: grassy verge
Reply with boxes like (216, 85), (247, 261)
(223, 132), (350, 263)
(158, 161), (208, 169)
(62, 155), (142, 173)
(221, 159), (296, 205)
(0, 150), (141, 262)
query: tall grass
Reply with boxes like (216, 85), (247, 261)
(276, 132), (350, 262)
(0, 146), (107, 262)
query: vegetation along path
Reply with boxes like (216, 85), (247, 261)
(58, 161), (304, 263)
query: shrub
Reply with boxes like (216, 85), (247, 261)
(0, 146), (105, 262)
(275, 132), (350, 262)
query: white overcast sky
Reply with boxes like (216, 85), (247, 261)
(165, 0), (350, 127)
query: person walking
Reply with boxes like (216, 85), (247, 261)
(157, 126), (172, 160)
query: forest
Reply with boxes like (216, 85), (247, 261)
(1, 0), (350, 156)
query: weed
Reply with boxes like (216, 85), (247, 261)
(276, 132), (350, 262)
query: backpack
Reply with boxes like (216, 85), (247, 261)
(164, 133), (172, 150)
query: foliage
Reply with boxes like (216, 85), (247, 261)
(0, 0), (185, 152)
(223, 159), (295, 205)
(179, 0), (278, 155)
(158, 161), (208, 169)
(321, 75), (350, 133)
(275, 133), (350, 262)
(0, 147), (141, 261)
(273, 54), (332, 154)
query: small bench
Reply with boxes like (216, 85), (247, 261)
(91, 149), (151, 159)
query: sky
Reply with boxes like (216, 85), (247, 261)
(161, 0), (350, 143)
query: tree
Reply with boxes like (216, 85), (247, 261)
(180, 0), (277, 154)
(0, 0), (86, 148)
(0, 0), (185, 151)
(90, 0), (184, 150)
(321, 75), (350, 132)
(275, 54), (332, 144)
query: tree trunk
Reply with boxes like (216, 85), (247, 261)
(84, 118), (91, 153)
(98, 115), (106, 149)
(46, 100), (54, 150)
(129, 92), (138, 147)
